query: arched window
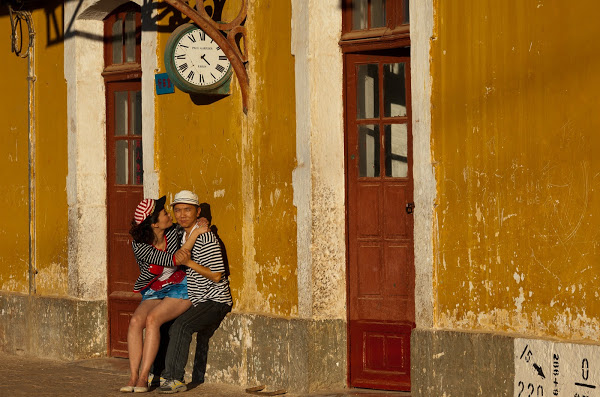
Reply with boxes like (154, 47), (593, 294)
(104, 3), (141, 67)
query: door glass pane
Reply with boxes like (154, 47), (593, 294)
(115, 91), (128, 136)
(352, 0), (368, 30)
(130, 91), (142, 136)
(357, 64), (379, 119)
(358, 124), (380, 177)
(133, 139), (143, 185)
(403, 0), (410, 24)
(116, 140), (129, 184)
(112, 19), (123, 64)
(385, 124), (408, 177)
(125, 12), (136, 63)
(384, 63), (406, 117)
(371, 0), (386, 28)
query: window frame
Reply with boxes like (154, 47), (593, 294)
(103, 2), (142, 73)
(341, 0), (410, 52)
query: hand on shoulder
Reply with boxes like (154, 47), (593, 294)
(194, 217), (210, 235)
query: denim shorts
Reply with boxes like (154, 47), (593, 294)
(141, 277), (189, 301)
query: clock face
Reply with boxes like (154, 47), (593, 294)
(168, 25), (232, 90)
(164, 23), (233, 95)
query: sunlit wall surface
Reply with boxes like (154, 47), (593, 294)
(432, 0), (600, 340)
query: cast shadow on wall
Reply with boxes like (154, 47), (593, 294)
(0, 0), (241, 49)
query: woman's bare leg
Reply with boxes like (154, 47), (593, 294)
(135, 297), (192, 388)
(126, 299), (162, 387)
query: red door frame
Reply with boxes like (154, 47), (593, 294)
(344, 50), (415, 391)
(103, 3), (143, 358)
(106, 81), (144, 357)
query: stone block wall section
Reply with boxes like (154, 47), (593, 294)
(0, 295), (345, 394)
(411, 329), (515, 397)
(189, 313), (347, 393)
(412, 329), (600, 397)
(0, 292), (107, 360)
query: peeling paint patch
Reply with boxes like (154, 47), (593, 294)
(36, 262), (68, 296)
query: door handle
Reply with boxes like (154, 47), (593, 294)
(406, 202), (415, 214)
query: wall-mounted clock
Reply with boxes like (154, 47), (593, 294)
(164, 23), (233, 95)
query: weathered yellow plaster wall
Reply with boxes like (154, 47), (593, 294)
(0, 14), (29, 294)
(155, 0), (298, 316)
(432, 0), (600, 341)
(0, 8), (68, 295)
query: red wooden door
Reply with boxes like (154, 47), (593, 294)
(346, 52), (415, 391)
(106, 81), (144, 357)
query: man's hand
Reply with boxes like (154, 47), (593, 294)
(174, 248), (191, 265)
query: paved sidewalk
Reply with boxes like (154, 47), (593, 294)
(0, 353), (410, 397)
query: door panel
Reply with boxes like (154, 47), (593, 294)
(349, 322), (413, 389)
(346, 52), (414, 391)
(357, 184), (380, 234)
(383, 185), (408, 237)
(357, 244), (382, 296)
(110, 298), (136, 356)
(106, 81), (143, 358)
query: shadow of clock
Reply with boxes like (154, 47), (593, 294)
(189, 93), (230, 106)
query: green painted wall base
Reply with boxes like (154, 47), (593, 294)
(0, 292), (107, 360)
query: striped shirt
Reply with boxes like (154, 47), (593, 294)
(186, 231), (232, 307)
(132, 225), (182, 292)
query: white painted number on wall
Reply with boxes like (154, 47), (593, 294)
(514, 339), (600, 397)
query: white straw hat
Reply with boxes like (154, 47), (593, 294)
(171, 190), (199, 206)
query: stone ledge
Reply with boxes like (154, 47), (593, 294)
(411, 329), (515, 397)
(411, 328), (600, 396)
(0, 291), (107, 360)
(189, 313), (347, 394)
(0, 293), (346, 394)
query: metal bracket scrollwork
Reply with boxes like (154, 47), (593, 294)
(164, 0), (249, 114)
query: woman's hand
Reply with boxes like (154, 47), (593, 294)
(189, 217), (210, 239)
(196, 217), (209, 233)
(174, 248), (191, 265)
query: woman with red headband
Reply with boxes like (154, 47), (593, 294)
(120, 196), (220, 393)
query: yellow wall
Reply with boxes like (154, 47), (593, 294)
(0, 6), (68, 295)
(0, 13), (29, 293)
(432, 1), (600, 340)
(156, 0), (298, 316)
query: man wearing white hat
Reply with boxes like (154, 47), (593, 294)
(159, 190), (232, 394)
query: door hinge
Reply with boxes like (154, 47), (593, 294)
(406, 202), (415, 214)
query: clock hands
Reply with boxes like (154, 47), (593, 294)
(201, 54), (211, 66)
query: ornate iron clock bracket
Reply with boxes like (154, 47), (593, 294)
(164, 0), (249, 114)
